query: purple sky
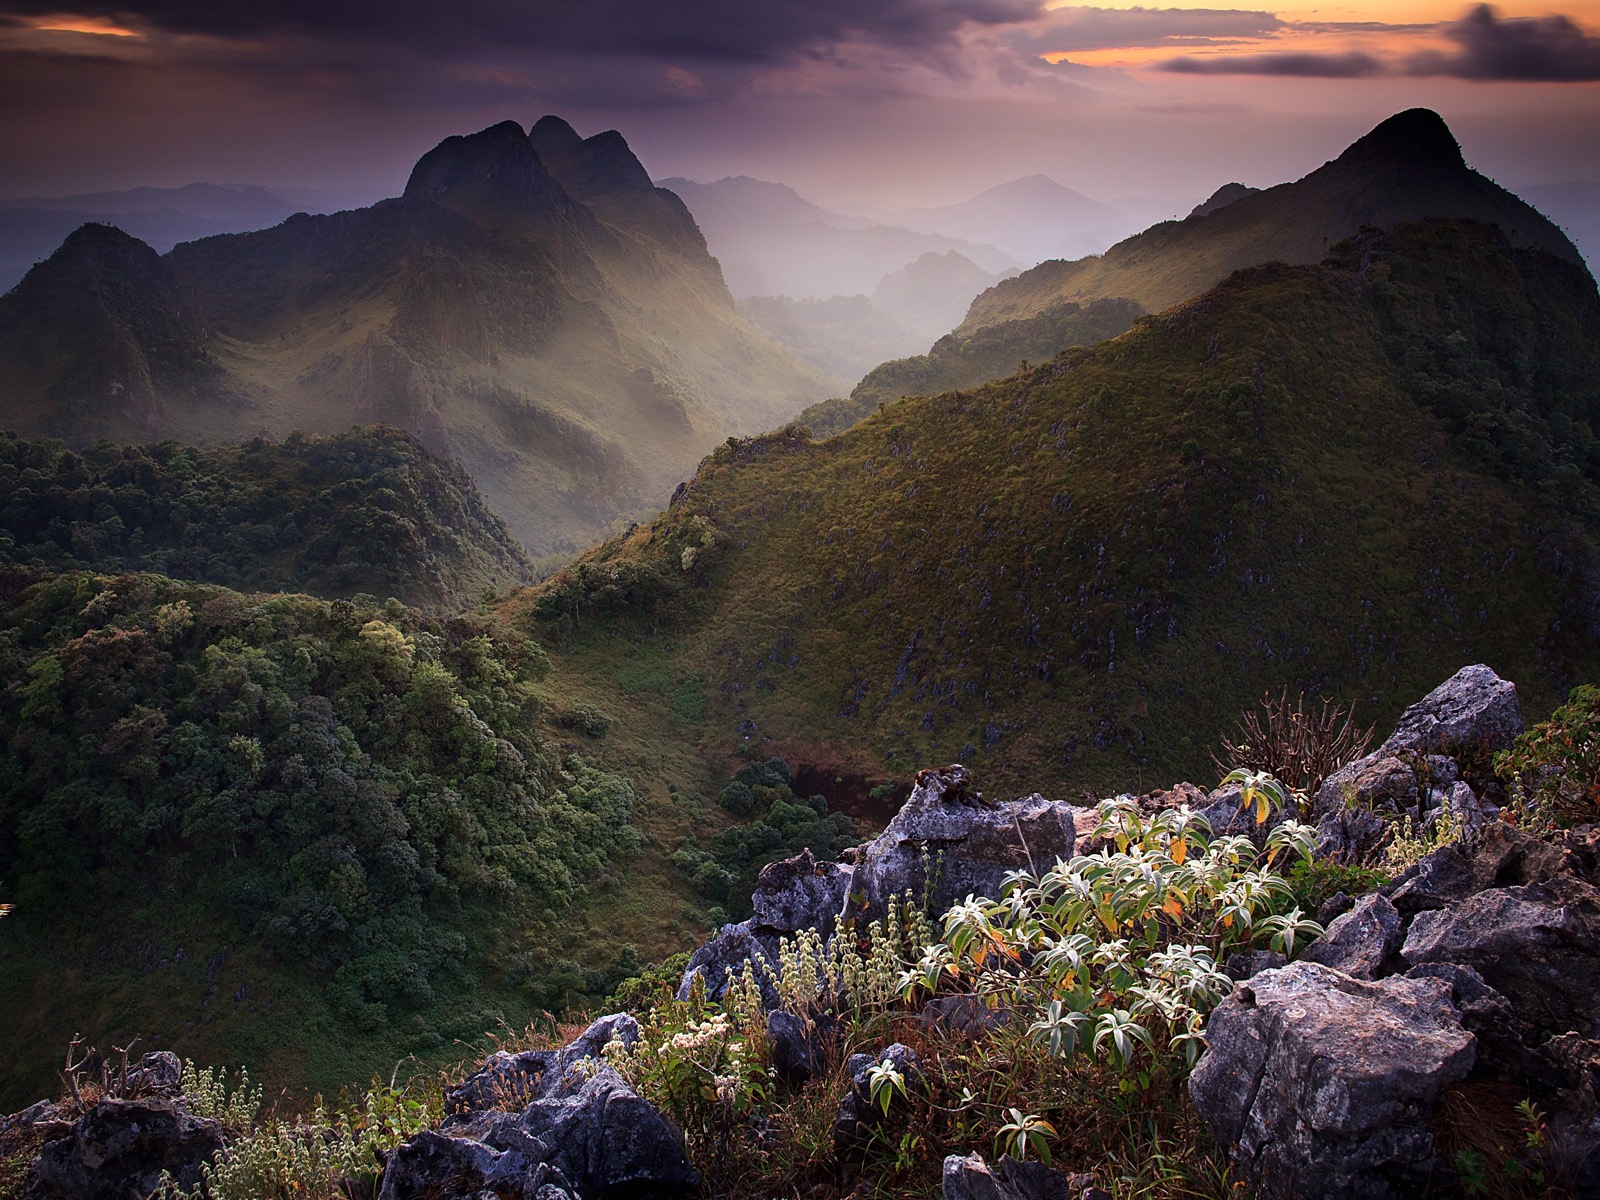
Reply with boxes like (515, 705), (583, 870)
(0, 3), (1596, 210)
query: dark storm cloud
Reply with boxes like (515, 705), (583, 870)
(1160, 51), (1382, 77)
(1407, 3), (1600, 81)
(0, 0), (1047, 63)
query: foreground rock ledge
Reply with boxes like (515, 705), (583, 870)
(1188, 961), (1475, 1200)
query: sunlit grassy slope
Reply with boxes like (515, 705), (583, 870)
(517, 221), (1600, 800)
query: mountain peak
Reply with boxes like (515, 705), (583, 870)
(403, 121), (563, 219)
(530, 114), (583, 158)
(542, 130), (654, 195)
(1337, 108), (1465, 172)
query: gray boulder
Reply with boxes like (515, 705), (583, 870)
(29, 1098), (226, 1200)
(942, 1152), (1088, 1200)
(1402, 873), (1600, 1039)
(676, 848), (853, 1005)
(1188, 961), (1476, 1200)
(1223, 949), (1288, 982)
(766, 1009), (835, 1085)
(377, 1131), (578, 1199)
(1312, 753), (1418, 823)
(834, 1043), (923, 1152)
(1380, 663), (1522, 755)
(675, 921), (780, 1005)
(750, 848), (853, 938)
(848, 765), (1080, 925)
(1301, 893), (1404, 980)
(445, 1014), (640, 1115)
(1198, 780), (1291, 844)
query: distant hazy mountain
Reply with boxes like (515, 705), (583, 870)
(1188, 182), (1260, 219)
(888, 173), (1138, 265)
(1518, 181), (1600, 274)
(871, 250), (1017, 340)
(0, 118), (831, 557)
(0, 183), (305, 291)
(661, 174), (1017, 299)
(737, 294), (926, 388)
(735, 251), (1014, 389)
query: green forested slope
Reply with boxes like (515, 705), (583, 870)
(0, 426), (533, 609)
(0, 572), (641, 1107)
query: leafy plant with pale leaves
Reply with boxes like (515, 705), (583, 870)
(901, 795), (1321, 1072)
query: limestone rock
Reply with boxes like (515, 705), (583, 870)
(675, 921), (779, 1005)
(942, 1152), (1082, 1200)
(1312, 753), (1417, 822)
(766, 1010), (835, 1085)
(750, 848), (852, 938)
(1380, 663), (1522, 755)
(848, 765), (1080, 924)
(29, 1098), (226, 1200)
(834, 1043), (923, 1153)
(387, 1016), (694, 1200)
(1402, 873), (1600, 1038)
(1188, 961), (1476, 1199)
(1302, 893), (1404, 980)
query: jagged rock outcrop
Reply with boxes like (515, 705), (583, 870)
(1191, 666), (1600, 1198)
(381, 1014), (696, 1200)
(1, 1052), (226, 1200)
(1402, 874), (1600, 1038)
(1313, 664), (1521, 859)
(848, 764), (1082, 924)
(1189, 963), (1477, 1200)
(677, 770), (1082, 1003)
(1301, 893), (1404, 981)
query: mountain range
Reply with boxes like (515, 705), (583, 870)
(804, 109), (1590, 438)
(2, 105), (1599, 1117)
(661, 174), (1019, 299)
(0, 118), (832, 558)
(886, 173), (1139, 265)
(0, 183), (376, 294)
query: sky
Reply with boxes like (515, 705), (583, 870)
(0, 2), (1596, 212)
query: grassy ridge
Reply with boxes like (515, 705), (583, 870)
(520, 222), (1600, 800)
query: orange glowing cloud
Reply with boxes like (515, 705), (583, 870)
(27, 14), (141, 38)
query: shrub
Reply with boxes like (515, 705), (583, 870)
(1497, 684), (1600, 827)
(716, 780), (756, 815)
(556, 701), (614, 737)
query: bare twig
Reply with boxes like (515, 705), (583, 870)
(1213, 688), (1374, 795)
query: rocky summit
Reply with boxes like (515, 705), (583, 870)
(9, 663), (1600, 1198)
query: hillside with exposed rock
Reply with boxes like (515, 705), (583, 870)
(523, 219), (1600, 800)
(9, 664), (1600, 1199)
